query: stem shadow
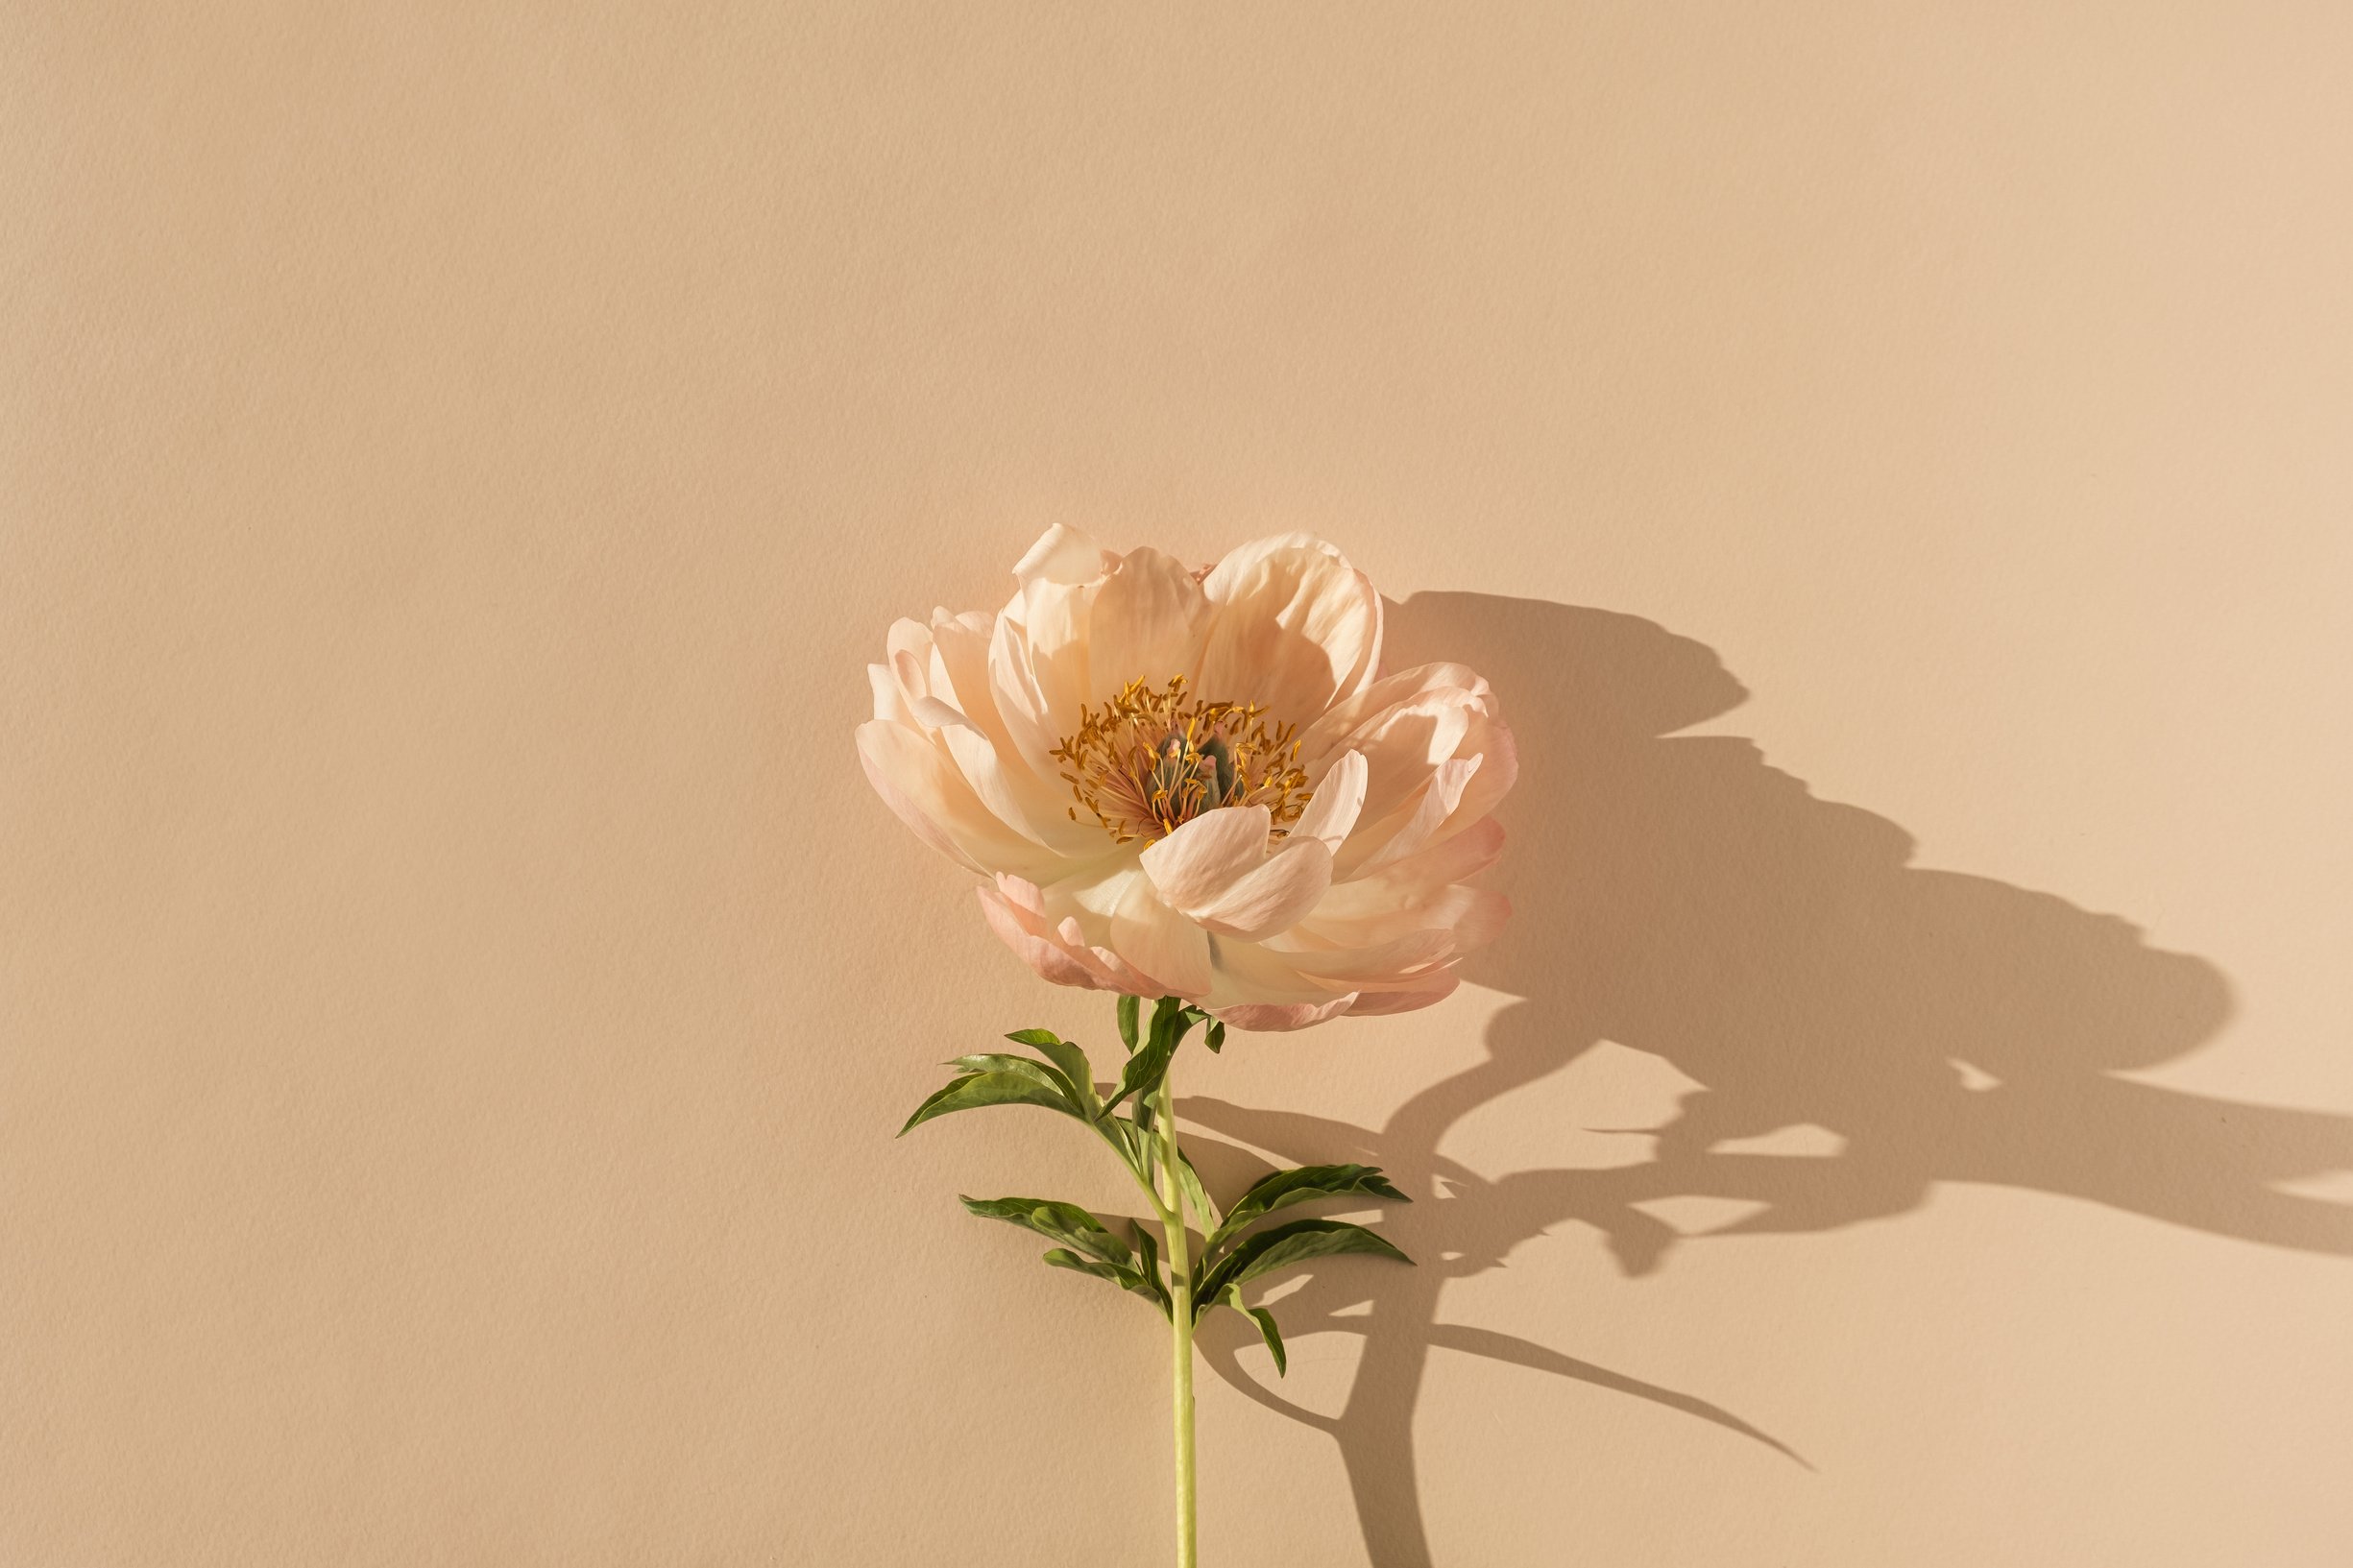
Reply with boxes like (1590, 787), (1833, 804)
(1179, 591), (2353, 1567)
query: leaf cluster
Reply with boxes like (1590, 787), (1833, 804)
(899, 997), (1413, 1375)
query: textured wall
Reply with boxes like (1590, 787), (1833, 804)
(7, 5), (2351, 1564)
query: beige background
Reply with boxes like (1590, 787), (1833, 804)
(7, 4), (2352, 1565)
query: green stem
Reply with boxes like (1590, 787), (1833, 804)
(1154, 1069), (1199, 1568)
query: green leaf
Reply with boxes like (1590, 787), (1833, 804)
(1224, 1284), (1286, 1376)
(958, 1194), (1133, 1266)
(1102, 997), (1193, 1119)
(899, 1070), (1083, 1136)
(1204, 1020), (1225, 1054)
(1100, 1114), (1152, 1176)
(1205, 1164), (1408, 1255)
(1132, 1220), (1171, 1315)
(1041, 1248), (1171, 1316)
(944, 1053), (1083, 1110)
(1173, 1147), (1221, 1230)
(1116, 995), (1141, 1053)
(1002, 1031), (1100, 1116)
(1195, 1218), (1411, 1319)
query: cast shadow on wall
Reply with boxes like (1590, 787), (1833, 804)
(1179, 591), (2353, 1568)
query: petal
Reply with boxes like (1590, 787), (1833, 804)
(1218, 995), (1360, 1031)
(1292, 749), (1368, 853)
(1110, 876), (1214, 998)
(1139, 806), (1272, 910)
(1191, 837), (1332, 941)
(1298, 663), (1490, 763)
(1013, 523), (1111, 586)
(857, 719), (1055, 878)
(1195, 535), (1382, 716)
(1353, 756), (1483, 874)
(979, 883), (1107, 990)
(1084, 546), (1213, 703)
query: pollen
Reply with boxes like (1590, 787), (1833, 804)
(1050, 675), (1312, 845)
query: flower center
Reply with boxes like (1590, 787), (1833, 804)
(1051, 675), (1312, 845)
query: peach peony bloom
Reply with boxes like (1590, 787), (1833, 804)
(857, 527), (1513, 1030)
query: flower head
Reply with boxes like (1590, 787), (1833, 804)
(858, 527), (1513, 1030)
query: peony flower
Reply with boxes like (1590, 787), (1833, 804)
(858, 526), (1513, 1030)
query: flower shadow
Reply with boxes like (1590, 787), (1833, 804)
(1180, 591), (2353, 1568)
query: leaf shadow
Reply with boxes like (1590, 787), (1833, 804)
(1177, 591), (2353, 1568)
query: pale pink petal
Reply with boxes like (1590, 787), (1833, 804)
(1292, 749), (1368, 853)
(1273, 927), (1458, 983)
(978, 883), (1106, 990)
(1138, 806), (1273, 909)
(857, 719), (1055, 878)
(1085, 546), (1213, 703)
(1303, 883), (1512, 953)
(1299, 663), (1489, 763)
(1351, 756), (1483, 875)
(1195, 535), (1382, 716)
(1218, 994), (1360, 1032)
(1110, 877), (1214, 997)
(1192, 838), (1333, 941)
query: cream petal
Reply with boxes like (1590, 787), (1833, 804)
(986, 613), (1067, 773)
(1110, 876), (1214, 997)
(1013, 523), (1111, 586)
(1192, 838), (1333, 941)
(1334, 691), (1479, 834)
(1195, 535), (1382, 715)
(1292, 749), (1368, 853)
(857, 719), (1055, 878)
(1298, 663), (1489, 763)
(1304, 883), (1512, 953)
(937, 720), (1061, 848)
(867, 663), (911, 726)
(1138, 806), (1272, 910)
(1272, 927), (1458, 983)
(1084, 546), (1214, 703)
(1351, 755), (1483, 875)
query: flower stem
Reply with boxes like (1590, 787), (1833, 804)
(1153, 1070), (1199, 1568)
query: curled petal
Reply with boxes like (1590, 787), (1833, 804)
(1190, 838), (1333, 941)
(1111, 876), (1214, 998)
(1292, 749), (1368, 853)
(1197, 535), (1382, 715)
(1139, 806), (1273, 909)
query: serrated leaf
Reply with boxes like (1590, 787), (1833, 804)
(1224, 1284), (1286, 1376)
(958, 1194), (1134, 1266)
(898, 1071), (1082, 1136)
(1117, 995), (1141, 1053)
(1195, 1218), (1411, 1319)
(1205, 1164), (1407, 1254)
(1002, 1031), (1099, 1116)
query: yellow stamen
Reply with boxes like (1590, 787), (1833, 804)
(1050, 675), (1311, 845)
